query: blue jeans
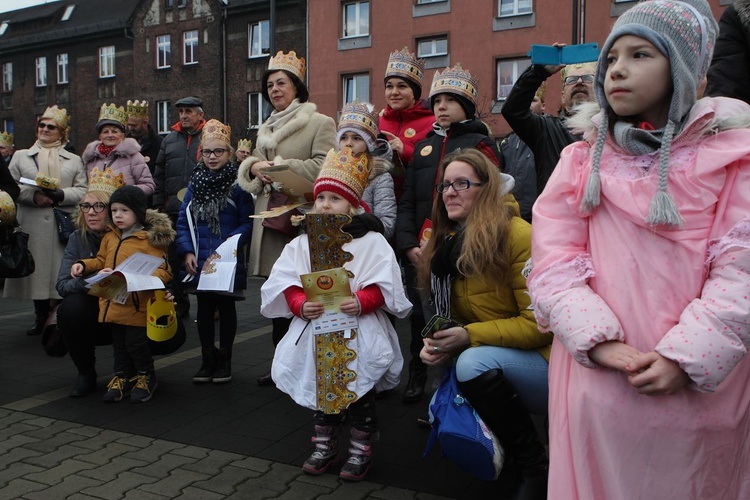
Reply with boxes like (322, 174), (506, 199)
(455, 345), (548, 415)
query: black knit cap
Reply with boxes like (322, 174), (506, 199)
(430, 93), (477, 120)
(109, 185), (147, 226)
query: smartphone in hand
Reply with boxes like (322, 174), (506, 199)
(420, 314), (463, 339)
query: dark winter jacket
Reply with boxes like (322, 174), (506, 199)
(55, 229), (103, 297)
(395, 119), (502, 254)
(0, 157), (19, 201)
(153, 120), (205, 215)
(706, 1), (750, 105)
(138, 125), (163, 174)
(502, 64), (581, 195)
(500, 133), (537, 223)
(176, 177), (254, 292)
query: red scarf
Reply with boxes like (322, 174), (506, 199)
(97, 143), (116, 157)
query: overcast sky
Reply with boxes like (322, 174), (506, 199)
(0, 0), (59, 15)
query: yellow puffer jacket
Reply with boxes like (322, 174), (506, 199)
(451, 215), (552, 361)
(79, 210), (174, 327)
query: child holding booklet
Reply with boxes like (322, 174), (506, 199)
(71, 185), (174, 403)
(176, 119), (254, 384)
(260, 148), (412, 481)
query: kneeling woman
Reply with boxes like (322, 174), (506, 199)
(418, 149), (551, 500)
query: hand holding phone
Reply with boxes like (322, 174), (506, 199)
(421, 314), (463, 339)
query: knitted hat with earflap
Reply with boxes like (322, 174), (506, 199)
(582, 0), (718, 227)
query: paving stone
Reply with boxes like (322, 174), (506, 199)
(0, 462), (45, 487)
(78, 457), (149, 482)
(295, 472), (341, 489)
(23, 474), (104, 499)
(116, 434), (155, 449)
(22, 416), (59, 428)
(236, 462), (302, 493)
(121, 440), (184, 462)
(64, 494), (103, 500)
(272, 481), (332, 499)
(189, 463), (258, 496)
(415, 493), (456, 500)
(172, 486), (226, 500)
(0, 424), (41, 442)
(180, 449), (246, 476)
(0, 478), (48, 498)
(76, 442), (142, 465)
(0, 412), (30, 430)
(171, 445), (211, 460)
(21, 419), (81, 439)
(22, 444), (90, 469)
(0, 446), (42, 470)
(228, 456), (273, 474)
(0, 434), (42, 455)
(370, 487), (419, 499)
(139, 468), (211, 498)
(23, 458), (99, 486)
(316, 480), (383, 499)
(130, 453), (198, 479)
(81, 471), (159, 500)
(225, 483), (279, 500)
(73, 430), (132, 451)
(66, 426), (105, 438)
(21, 430), (88, 453)
(123, 489), (170, 500)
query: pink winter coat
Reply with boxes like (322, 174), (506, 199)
(82, 138), (154, 195)
(528, 97), (750, 500)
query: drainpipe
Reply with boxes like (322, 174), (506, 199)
(579, 0), (586, 43)
(572, 0), (579, 45)
(221, 0), (228, 121)
(269, 0), (276, 55)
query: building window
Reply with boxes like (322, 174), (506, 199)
(99, 46), (115, 78)
(498, 0), (532, 16)
(183, 30), (198, 65)
(157, 35), (171, 69)
(165, 0), (174, 7)
(497, 58), (530, 100)
(248, 92), (270, 129)
(417, 37), (448, 58)
(2, 63), (11, 92)
(61, 5), (75, 21)
(343, 1), (369, 38)
(343, 73), (369, 105)
(177, 0), (187, 7)
(156, 101), (171, 134)
(35, 57), (47, 87)
(57, 54), (68, 84)
(2, 119), (13, 135)
(248, 20), (270, 58)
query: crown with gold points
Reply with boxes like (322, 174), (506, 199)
(385, 47), (425, 87)
(337, 101), (379, 151)
(97, 103), (128, 130)
(314, 148), (371, 208)
(201, 119), (232, 147)
(268, 50), (306, 81)
(88, 166), (126, 195)
(41, 105), (70, 139)
(237, 138), (252, 152)
(126, 100), (149, 119)
(429, 64), (479, 106)
(0, 131), (12, 148)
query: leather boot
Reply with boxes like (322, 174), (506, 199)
(402, 365), (427, 403)
(459, 369), (548, 500)
(339, 427), (378, 481)
(212, 347), (232, 383)
(69, 372), (97, 398)
(302, 425), (340, 475)
(193, 347), (218, 383)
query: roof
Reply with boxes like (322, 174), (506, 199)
(0, 0), (141, 52)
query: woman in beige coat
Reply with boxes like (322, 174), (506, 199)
(237, 50), (336, 385)
(5, 105), (87, 335)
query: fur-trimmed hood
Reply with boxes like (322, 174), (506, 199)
(736, 0), (750, 26)
(82, 138), (142, 164)
(109, 209), (175, 250)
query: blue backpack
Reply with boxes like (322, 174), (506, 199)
(423, 366), (504, 480)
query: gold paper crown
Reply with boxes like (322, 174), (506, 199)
(385, 47), (425, 87)
(88, 166), (126, 195)
(0, 131), (12, 148)
(314, 148), (371, 205)
(41, 105), (70, 134)
(201, 119), (232, 147)
(97, 103), (128, 128)
(126, 100), (149, 119)
(268, 51), (306, 81)
(338, 101), (379, 141)
(237, 138), (252, 152)
(534, 81), (547, 102)
(0, 191), (16, 227)
(429, 64), (480, 106)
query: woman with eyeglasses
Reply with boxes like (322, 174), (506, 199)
(4, 106), (87, 336)
(418, 148), (550, 498)
(177, 119), (254, 383)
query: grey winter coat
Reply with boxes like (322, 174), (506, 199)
(361, 156), (396, 239)
(55, 229), (103, 297)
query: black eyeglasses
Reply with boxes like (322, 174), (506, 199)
(563, 74), (595, 86)
(79, 202), (107, 213)
(38, 123), (59, 131)
(201, 148), (227, 158)
(435, 179), (485, 194)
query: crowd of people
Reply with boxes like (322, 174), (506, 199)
(1, 0), (750, 497)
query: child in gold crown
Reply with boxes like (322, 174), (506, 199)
(261, 148), (412, 481)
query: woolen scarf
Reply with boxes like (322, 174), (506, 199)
(429, 228), (463, 318)
(97, 142), (117, 158)
(189, 162), (239, 236)
(33, 139), (62, 181)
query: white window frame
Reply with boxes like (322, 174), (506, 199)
(248, 92), (269, 129)
(2, 63), (11, 92)
(99, 46), (115, 78)
(183, 30), (198, 65)
(498, 0), (532, 17)
(417, 0), (447, 3)
(417, 37), (448, 58)
(57, 53), (68, 84)
(497, 58), (531, 100)
(342, 1), (369, 38)
(156, 101), (171, 134)
(61, 5), (75, 21)
(343, 73), (369, 105)
(157, 35), (171, 69)
(35, 57), (47, 87)
(248, 20), (270, 58)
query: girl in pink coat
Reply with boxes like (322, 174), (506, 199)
(528, 1), (750, 498)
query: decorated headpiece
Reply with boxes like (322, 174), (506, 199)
(96, 103), (127, 132)
(268, 50), (306, 81)
(385, 47), (425, 98)
(237, 138), (252, 153)
(429, 64), (479, 118)
(88, 166), (126, 195)
(336, 101), (379, 152)
(0, 131), (12, 148)
(0, 191), (16, 227)
(314, 148), (371, 208)
(40, 105), (70, 141)
(126, 100), (149, 120)
(201, 119), (232, 147)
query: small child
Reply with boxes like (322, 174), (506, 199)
(336, 101), (397, 239)
(71, 185), (174, 403)
(528, 1), (750, 498)
(176, 119), (254, 383)
(261, 148), (412, 481)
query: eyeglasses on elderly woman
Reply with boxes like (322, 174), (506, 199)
(38, 123), (59, 131)
(435, 179), (485, 194)
(79, 202), (107, 213)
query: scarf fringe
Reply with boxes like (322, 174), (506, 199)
(430, 272), (452, 318)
